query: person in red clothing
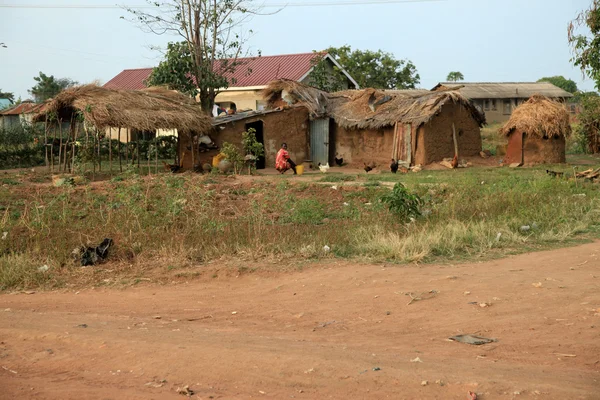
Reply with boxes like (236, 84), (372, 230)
(275, 143), (297, 174)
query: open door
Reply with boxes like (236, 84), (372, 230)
(310, 118), (330, 165)
(394, 123), (412, 166)
(245, 121), (265, 169)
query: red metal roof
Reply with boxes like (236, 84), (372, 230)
(103, 52), (322, 90)
(104, 68), (153, 90)
(0, 102), (44, 115)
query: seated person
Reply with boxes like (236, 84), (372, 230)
(275, 143), (297, 174)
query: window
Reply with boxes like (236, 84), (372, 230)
(503, 100), (512, 115)
(256, 100), (266, 111)
(484, 100), (490, 111)
(491, 99), (497, 111)
(570, 104), (577, 114)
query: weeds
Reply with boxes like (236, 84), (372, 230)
(1, 168), (599, 290)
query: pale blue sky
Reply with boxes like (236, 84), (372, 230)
(0, 0), (594, 99)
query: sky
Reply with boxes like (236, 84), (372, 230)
(0, 0), (595, 100)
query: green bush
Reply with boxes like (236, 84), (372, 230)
(381, 182), (423, 221)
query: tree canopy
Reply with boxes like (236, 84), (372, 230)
(126, 0), (259, 111)
(29, 72), (77, 103)
(537, 76), (578, 93)
(446, 71), (464, 82)
(309, 45), (420, 91)
(569, 1), (600, 89)
(0, 89), (14, 102)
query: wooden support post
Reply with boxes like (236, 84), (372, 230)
(452, 123), (459, 159)
(44, 115), (49, 170)
(155, 135), (158, 174)
(58, 120), (63, 172)
(109, 129), (112, 175)
(118, 127), (122, 173)
(72, 120), (79, 173)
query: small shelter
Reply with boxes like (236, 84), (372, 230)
(499, 95), (571, 165)
(33, 84), (212, 171)
(263, 80), (485, 167)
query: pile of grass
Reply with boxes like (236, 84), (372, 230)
(1, 168), (599, 290)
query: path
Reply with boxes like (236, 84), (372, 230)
(1, 244), (600, 399)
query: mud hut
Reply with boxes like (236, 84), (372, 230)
(499, 95), (571, 165)
(34, 84), (213, 171)
(263, 80), (485, 167)
(178, 80), (320, 171)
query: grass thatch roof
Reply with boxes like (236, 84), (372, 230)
(499, 95), (572, 138)
(262, 79), (485, 130)
(330, 88), (485, 130)
(34, 84), (212, 133)
(261, 79), (335, 118)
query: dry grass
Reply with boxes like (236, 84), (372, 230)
(34, 84), (212, 133)
(1, 167), (600, 290)
(500, 95), (572, 139)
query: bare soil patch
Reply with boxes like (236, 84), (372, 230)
(1, 243), (599, 399)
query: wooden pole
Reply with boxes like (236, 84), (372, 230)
(125, 129), (129, 165)
(452, 123), (459, 159)
(155, 135), (158, 174)
(71, 120), (79, 173)
(109, 129), (112, 175)
(50, 122), (55, 172)
(58, 119), (63, 172)
(44, 115), (49, 171)
(147, 138), (151, 176)
(98, 129), (102, 172)
(118, 127), (122, 173)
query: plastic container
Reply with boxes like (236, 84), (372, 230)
(212, 153), (226, 167)
(296, 165), (304, 176)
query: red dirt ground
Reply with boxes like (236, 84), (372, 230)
(1, 243), (600, 399)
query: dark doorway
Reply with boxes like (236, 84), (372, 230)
(245, 121), (265, 169)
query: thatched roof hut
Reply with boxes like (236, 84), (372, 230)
(499, 95), (571, 138)
(261, 79), (334, 118)
(499, 95), (571, 165)
(262, 79), (485, 166)
(330, 87), (485, 130)
(262, 79), (485, 130)
(34, 84), (212, 133)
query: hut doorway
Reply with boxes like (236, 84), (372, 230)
(245, 121), (265, 169)
(310, 118), (330, 166)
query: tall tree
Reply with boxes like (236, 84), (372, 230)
(537, 76), (578, 93)
(310, 45), (420, 91)
(446, 71), (464, 82)
(29, 72), (77, 102)
(0, 89), (14, 102)
(126, 0), (261, 111)
(569, 1), (600, 89)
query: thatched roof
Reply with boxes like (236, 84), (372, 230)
(499, 95), (572, 138)
(262, 79), (485, 130)
(261, 79), (335, 118)
(33, 84), (212, 133)
(330, 87), (485, 130)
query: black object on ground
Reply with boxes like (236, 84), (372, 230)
(81, 238), (113, 266)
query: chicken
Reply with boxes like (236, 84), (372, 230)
(390, 159), (399, 174)
(364, 161), (376, 173)
(163, 162), (182, 173)
(335, 155), (344, 167)
(451, 154), (458, 169)
(318, 162), (330, 173)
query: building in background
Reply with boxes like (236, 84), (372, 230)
(432, 82), (573, 123)
(104, 52), (358, 112)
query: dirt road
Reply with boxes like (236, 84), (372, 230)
(1, 244), (600, 399)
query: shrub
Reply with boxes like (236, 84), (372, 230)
(380, 182), (423, 221)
